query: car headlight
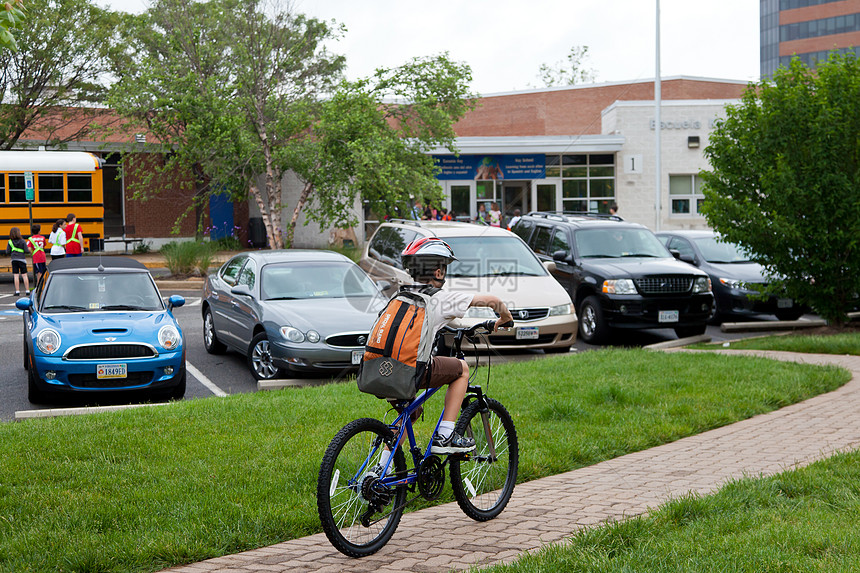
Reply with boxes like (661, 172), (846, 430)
(36, 329), (61, 354)
(280, 326), (305, 343)
(602, 279), (637, 295)
(158, 325), (181, 350)
(549, 303), (573, 316)
(693, 277), (712, 293)
(465, 306), (497, 318)
(719, 278), (745, 290)
(306, 330), (320, 343)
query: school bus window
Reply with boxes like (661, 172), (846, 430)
(0, 175), (5, 203)
(38, 173), (64, 202)
(67, 173), (93, 202)
(8, 174), (26, 203)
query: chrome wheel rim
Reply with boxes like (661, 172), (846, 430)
(204, 312), (215, 349)
(251, 339), (278, 378)
(581, 305), (596, 337)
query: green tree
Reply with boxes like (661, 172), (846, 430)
(535, 45), (596, 88)
(0, 0), (26, 51)
(0, 0), (119, 149)
(111, 0), (474, 249)
(700, 53), (860, 326)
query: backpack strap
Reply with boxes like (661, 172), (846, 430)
(365, 299), (411, 357)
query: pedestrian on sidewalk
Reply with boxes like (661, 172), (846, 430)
(64, 213), (83, 257)
(6, 226), (30, 296)
(27, 223), (47, 284)
(48, 219), (67, 260)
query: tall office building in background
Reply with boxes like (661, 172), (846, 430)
(761, 0), (860, 78)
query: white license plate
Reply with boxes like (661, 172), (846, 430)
(777, 298), (793, 308)
(351, 350), (364, 365)
(658, 310), (680, 323)
(515, 327), (539, 340)
(97, 363), (127, 379)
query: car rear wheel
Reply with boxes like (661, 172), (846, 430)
(203, 308), (226, 355)
(248, 332), (285, 380)
(578, 296), (610, 345)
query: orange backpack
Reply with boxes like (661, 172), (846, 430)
(358, 286), (440, 400)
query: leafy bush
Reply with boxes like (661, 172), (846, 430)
(160, 241), (211, 276)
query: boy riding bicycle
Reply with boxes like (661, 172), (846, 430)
(396, 237), (514, 455)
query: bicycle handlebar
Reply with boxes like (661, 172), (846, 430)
(440, 319), (515, 337)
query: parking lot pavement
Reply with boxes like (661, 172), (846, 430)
(159, 351), (860, 573)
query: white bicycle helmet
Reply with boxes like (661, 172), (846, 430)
(401, 237), (457, 265)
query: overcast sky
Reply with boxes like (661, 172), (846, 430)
(98, 0), (760, 94)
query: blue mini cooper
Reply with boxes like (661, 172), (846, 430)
(17, 257), (186, 403)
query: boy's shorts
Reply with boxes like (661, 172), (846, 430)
(33, 262), (47, 275)
(419, 356), (464, 389)
(11, 260), (27, 275)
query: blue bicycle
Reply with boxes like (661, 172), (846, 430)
(317, 320), (519, 557)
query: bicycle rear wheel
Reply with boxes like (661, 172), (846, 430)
(317, 418), (407, 557)
(450, 398), (518, 521)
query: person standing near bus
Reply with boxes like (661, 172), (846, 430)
(48, 219), (67, 260)
(6, 227), (30, 295)
(65, 213), (83, 257)
(28, 224), (47, 284)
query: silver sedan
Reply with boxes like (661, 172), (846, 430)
(202, 250), (388, 380)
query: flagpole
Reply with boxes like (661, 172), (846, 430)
(655, 0), (662, 231)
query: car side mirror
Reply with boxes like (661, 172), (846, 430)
(375, 280), (392, 293)
(669, 249), (681, 260)
(231, 284), (253, 297)
(680, 254), (697, 265)
(167, 294), (185, 311)
(15, 298), (31, 311)
(552, 250), (568, 263)
(542, 260), (557, 273)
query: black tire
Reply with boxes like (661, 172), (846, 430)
(775, 309), (804, 322)
(317, 418), (407, 557)
(674, 324), (707, 339)
(203, 308), (226, 355)
(247, 332), (284, 380)
(27, 366), (45, 404)
(23, 337), (29, 370)
(578, 295), (610, 344)
(169, 370), (186, 400)
(450, 398), (519, 521)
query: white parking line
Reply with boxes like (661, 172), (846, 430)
(186, 361), (228, 397)
(186, 297), (202, 307)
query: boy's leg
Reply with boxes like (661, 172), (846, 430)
(442, 362), (469, 423)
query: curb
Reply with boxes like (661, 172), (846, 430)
(644, 334), (711, 350)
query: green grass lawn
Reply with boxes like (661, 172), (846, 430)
(0, 349), (850, 572)
(483, 449), (860, 573)
(690, 331), (860, 355)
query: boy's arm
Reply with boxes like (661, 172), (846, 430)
(469, 294), (514, 331)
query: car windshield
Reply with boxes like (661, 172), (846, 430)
(693, 237), (752, 263)
(574, 228), (670, 258)
(261, 261), (379, 300)
(42, 272), (164, 312)
(444, 236), (547, 277)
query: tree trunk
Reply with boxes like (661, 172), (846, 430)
(248, 183), (276, 249)
(285, 181), (313, 249)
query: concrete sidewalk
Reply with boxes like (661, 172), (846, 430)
(160, 350), (860, 573)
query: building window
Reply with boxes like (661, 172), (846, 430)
(38, 174), (64, 203)
(67, 174), (93, 202)
(547, 153), (615, 214)
(669, 174), (705, 216)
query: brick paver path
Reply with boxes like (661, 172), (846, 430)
(162, 351), (860, 573)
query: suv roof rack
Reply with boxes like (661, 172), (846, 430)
(526, 211), (625, 222)
(386, 218), (423, 227)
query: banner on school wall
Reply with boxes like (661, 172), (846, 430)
(433, 154), (545, 180)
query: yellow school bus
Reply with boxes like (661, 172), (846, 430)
(0, 150), (104, 249)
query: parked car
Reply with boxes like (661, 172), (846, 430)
(202, 250), (388, 380)
(359, 219), (578, 352)
(17, 257), (186, 403)
(656, 230), (808, 323)
(511, 212), (713, 344)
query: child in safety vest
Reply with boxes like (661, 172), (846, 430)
(65, 212), (83, 257)
(28, 223), (47, 284)
(6, 227), (30, 295)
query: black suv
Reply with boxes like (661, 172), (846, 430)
(512, 212), (714, 344)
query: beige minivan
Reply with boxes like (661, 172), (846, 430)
(359, 220), (578, 352)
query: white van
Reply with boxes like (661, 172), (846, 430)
(359, 220), (578, 353)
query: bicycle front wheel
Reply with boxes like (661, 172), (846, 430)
(450, 398), (518, 521)
(317, 418), (407, 557)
